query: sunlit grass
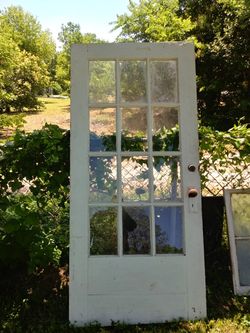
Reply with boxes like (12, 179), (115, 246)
(23, 97), (70, 132)
(38, 97), (70, 114)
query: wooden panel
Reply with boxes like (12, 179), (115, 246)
(88, 256), (186, 295)
(87, 294), (187, 325)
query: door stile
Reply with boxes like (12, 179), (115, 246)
(70, 44), (89, 324)
(178, 44), (206, 319)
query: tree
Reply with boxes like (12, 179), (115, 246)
(0, 6), (56, 112)
(184, 0), (250, 129)
(56, 22), (105, 94)
(0, 30), (49, 113)
(0, 6), (55, 66)
(114, 0), (194, 42)
(58, 22), (83, 58)
(114, 0), (250, 129)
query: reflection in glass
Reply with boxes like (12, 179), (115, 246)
(231, 193), (250, 237)
(89, 61), (116, 104)
(123, 206), (150, 254)
(153, 107), (179, 151)
(153, 107), (178, 132)
(235, 239), (250, 286)
(90, 207), (118, 255)
(120, 61), (147, 103)
(151, 61), (178, 103)
(122, 157), (149, 201)
(153, 157), (181, 201)
(121, 108), (147, 151)
(89, 108), (116, 151)
(155, 207), (183, 254)
(89, 157), (117, 202)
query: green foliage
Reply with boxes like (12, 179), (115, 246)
(0, 121), (248, 271)
(0, 123), (249, 331)
(120, 61), (147, 101)
(186, 0), (250, 129)
(114, 0), (194, 42)
(0, 6), (55, 65)
(89, 61), (116, 103)
(0, 6), (56, 112)
(114, 0), (250, 129)
(0, 195), (62, 271)
(199, 122), (250, 189)
(90, 208), (118, 255)
(58, 22), (84, 58)
(153, 126), (180, 151)
(0, 124), (70, 271)
(0, 114), (25, 134)
(56, 22), (105, 94)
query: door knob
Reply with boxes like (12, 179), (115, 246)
(188, 188), (198, 198)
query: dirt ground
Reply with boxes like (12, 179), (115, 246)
(23, 110), (70, 132)
(23, 97), (70, 132)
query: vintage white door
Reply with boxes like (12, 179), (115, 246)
(70, 43), (206, 326)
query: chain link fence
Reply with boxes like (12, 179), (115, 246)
(199, 124), (250, 197)
(200, 153), (250, 196)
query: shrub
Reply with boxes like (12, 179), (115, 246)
(0, 124), (69, 271)
(0, 122), (249, 272)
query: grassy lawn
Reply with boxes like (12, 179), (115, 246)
(23, 97), (70, 132)
(0, 97), (70, 141)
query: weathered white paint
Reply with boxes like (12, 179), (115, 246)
(70, 43), (206, 326)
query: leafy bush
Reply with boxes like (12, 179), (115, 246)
(50, 81), (63, 95)
(0, 122), (249, 272)
(0, 114), (25, 141)
(0, 124), (69, 271)
(199, 122), (250, 193)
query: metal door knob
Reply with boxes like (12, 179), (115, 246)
(188, 188), (198, 198)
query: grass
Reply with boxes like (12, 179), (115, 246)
(38, 97), (70, 112)
(23, 97), (70, 132)
(0, 97), (70, 141)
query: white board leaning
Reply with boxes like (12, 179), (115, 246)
(70, 42), (207, 326)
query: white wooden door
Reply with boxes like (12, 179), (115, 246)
(70, 43), (206, 326)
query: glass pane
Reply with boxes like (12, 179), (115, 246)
(123, 206), (150, 254)
(155, 207), (183, 254)
(153, 107), (179, 151)
(120, 61), (147, 103)
(235, 239), (250, 286)
(90, 207), (118, 255)
(89, 61), (115, 103)
(231, 193), (250, 237)
(89, 157), (117, 202)
(122, 156), (149, 201)
(89, 108), (116, 151)
(151, 61), (178, 103)
(153, 157), (181, 201)
(121, 108), (147, 151)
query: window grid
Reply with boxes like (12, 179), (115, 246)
(88, 59), (183, 256)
